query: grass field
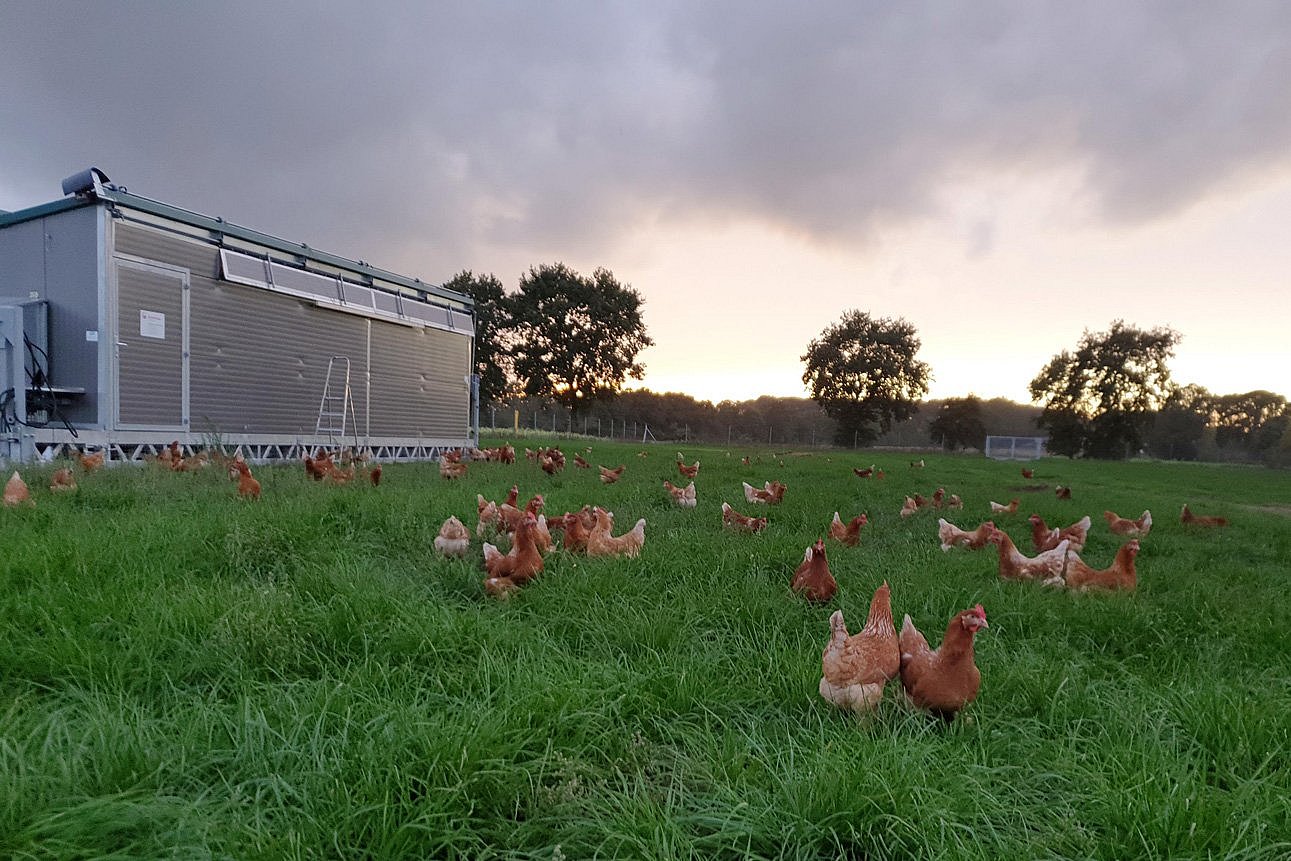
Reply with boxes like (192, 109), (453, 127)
(2, 440), (1290, 859)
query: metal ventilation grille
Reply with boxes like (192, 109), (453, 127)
(403, 302), (450, 327)
(221, 250), (271, 286)
(341, 282), (375, 309)
(269, 262), (341, 301)
(449, 309), (473, 331)
(218, 248), (472, 335)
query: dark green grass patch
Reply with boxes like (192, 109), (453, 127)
(2, 444), (1289, 858)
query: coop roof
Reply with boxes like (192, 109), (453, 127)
(0, 172), (472, 312)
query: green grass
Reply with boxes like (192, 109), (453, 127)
(2, 442), (1290, 859)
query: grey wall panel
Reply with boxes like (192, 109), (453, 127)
(0, 217), (47, 296)
(369, 324), (470, 438)
(188, 275), (369, 437)
(0, 208), (102, 425)
(43, 207), (103, 425)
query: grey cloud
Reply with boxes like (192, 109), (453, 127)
(2, 1), (1290, 279)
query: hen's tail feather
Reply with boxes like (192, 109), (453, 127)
(898, 614), (929, 667)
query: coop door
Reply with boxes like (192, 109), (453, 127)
(114, 258), (189, 429)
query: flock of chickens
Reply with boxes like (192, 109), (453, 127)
(418, 447), (1231, 724)
(804, 462), (1227, 722)
(0, 440), (385, 508)
(431, 445), (654, 597)
(2, 442), (1233, 726)
(2, 447), (105, 504)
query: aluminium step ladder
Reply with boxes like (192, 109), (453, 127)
(314, 356), (360, 452)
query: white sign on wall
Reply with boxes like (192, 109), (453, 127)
(139, 310), (166, 340)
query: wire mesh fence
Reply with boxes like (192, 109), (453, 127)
(481, 400), (854, 448)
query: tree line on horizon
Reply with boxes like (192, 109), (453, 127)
(447, 268), (1288, 463)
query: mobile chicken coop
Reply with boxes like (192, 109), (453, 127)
(0, 168), (477, 463)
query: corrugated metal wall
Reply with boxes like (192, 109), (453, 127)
(112, 222), (471, 440)
(190, 273), (370, 436)
(115, 261), (184, 427)
(370, 324), (471, 438)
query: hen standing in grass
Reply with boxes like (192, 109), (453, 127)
(4, 471), (32, 507)
(1181, 504), (1228, 528)
(828, 512), (867, 547)
(819, 582), (899, 713)
(937, 518), (994, 551)
(233, 460), (261, 500)
(439, 456), (467, 479)
(1053, 539), (1140, 592)
(899, 604), (988, 722)
(1028, 514), (1091, 553)
(743, 480), (786, 504)
(663, 480), (697, 508)
(434, 516), (471, 557)
(721, 502), (767, 533)
(49, 467), (78, 493)
(986, 528), (1069, 581)
(587, 507), (647, 558)
(1104, 509), (1152, 537)
(557, 508), (594, 552)
(791, 539), (837, 603)
(483, 512), (544, 596)
(79, 448), (106, 472)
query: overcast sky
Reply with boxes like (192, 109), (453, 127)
(3, 2), (1289, 403)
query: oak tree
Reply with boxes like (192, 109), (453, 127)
(509, 263), (653, 412)
(801, 310), (931, 446)
(1029, 320), (1180, 458)
(1210, 390), (1287, 451)
(928, 396), (987, 451)
(1145, 383), (1210, 461)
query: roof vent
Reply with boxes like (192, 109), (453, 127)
(61, 167), (111, 197)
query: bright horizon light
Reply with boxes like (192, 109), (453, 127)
(605, 166), (1291, 406)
